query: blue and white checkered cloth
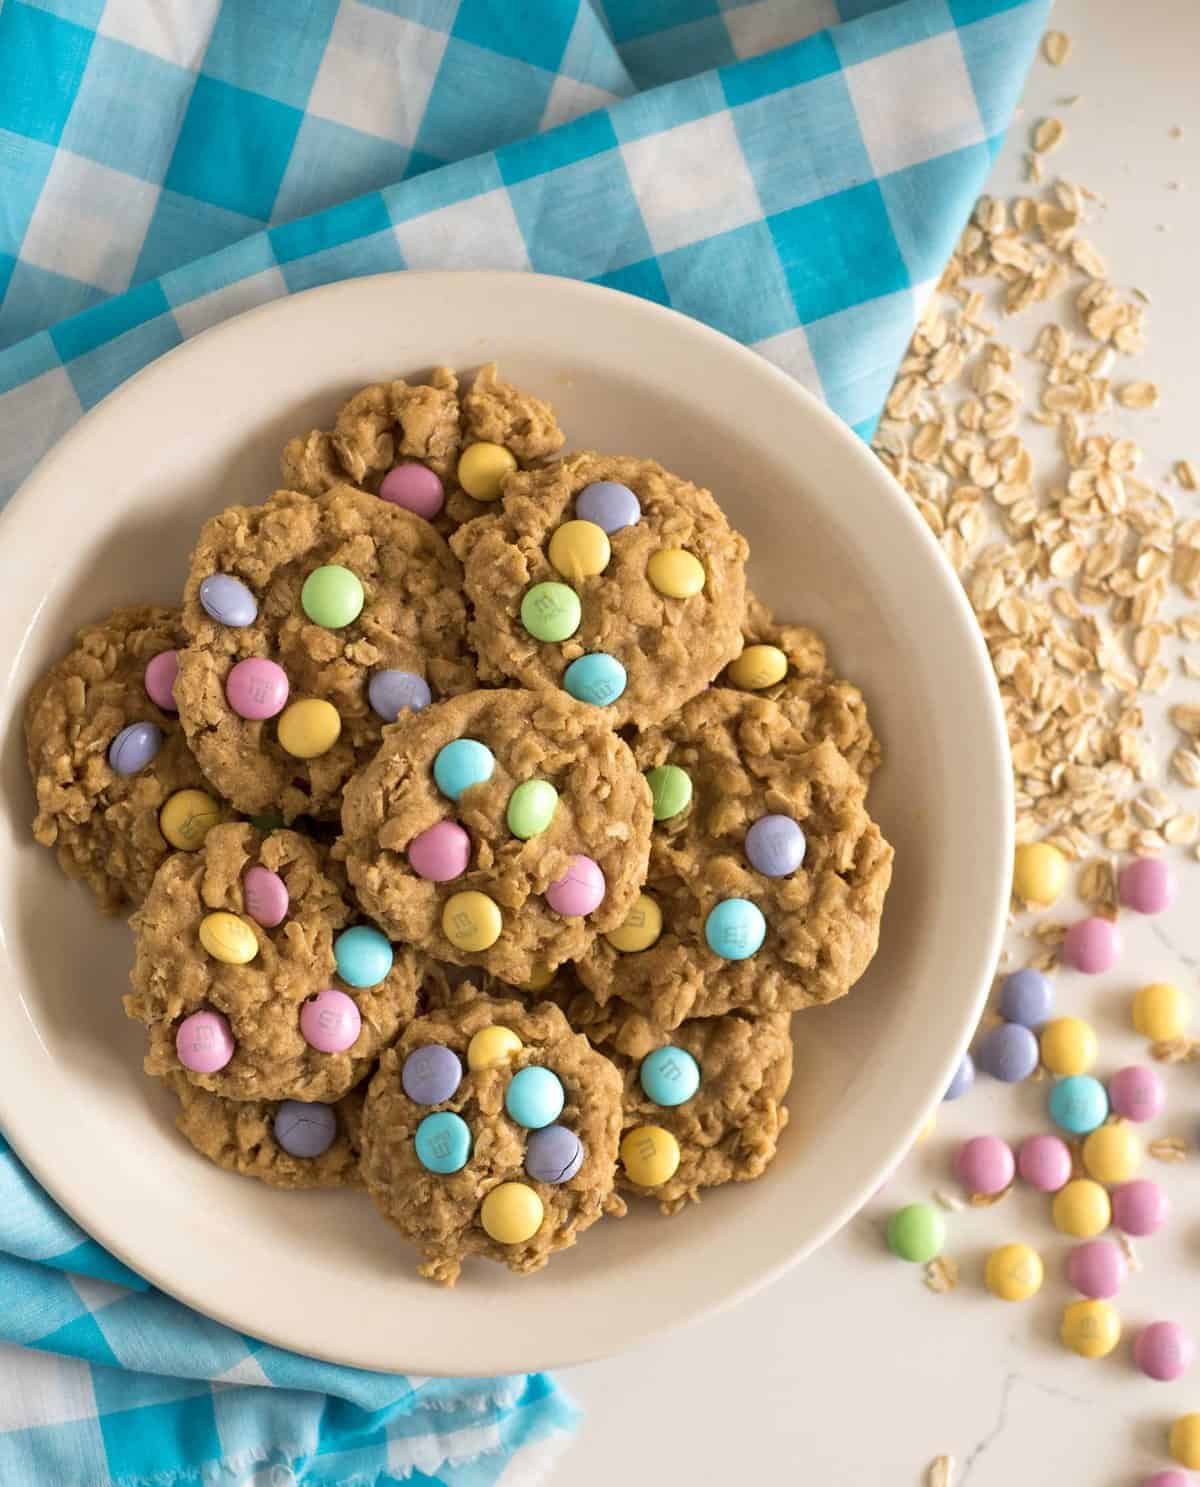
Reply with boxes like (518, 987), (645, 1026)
(0, 0), (1050, 1482)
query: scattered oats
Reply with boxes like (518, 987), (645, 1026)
(969, 1185), (1012, 1208)
(1177, 460), (1198, 490)
(1148, 1136), (1189, 1162)
(1134, 829), (1167, 854)
(1118, 381), (1160, 410)
(1171, 704), (1200, 736)
(1117, 1233), (1142, 1272)
(1164, 812), (1199, 845)
(1170, 125), (1184, 139)
(1033, 118), (1065, 155)
(1181, 657), (1200, 680)
(1078, 859), (1115, 905)
(1151, 1037), (1200, 1064)
(934, 1189), (966, 1213)
(1070, 238), (1107, 278)
(1172, 748), (1200, 787)
(924, 1256), (959, 1294)
(1042, 29), (1071, 65)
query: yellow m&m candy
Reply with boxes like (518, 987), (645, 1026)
(277, 698), (341, 759)
(480, 1182), (544, 1244)
(985, 1243), (1044, 1301)
(1132, 981), (1190, 1041)
(620, 1124), (680, 1187)
(1082, 1122), (1140, 1184)
(1060, 1298), (1120, 1358)
(458, 442), (516, 501)
(1171, 1414), (1200, 1469)
(549, 520), (611, 580)
(159, 789), (221, 850)
(1040, 1016), (1098, 1076)
(443, 891), (502, 952)
(1012, 841), (1068, 906)
(727, 644), (787, 691)
(467, 1025), (523, 1071)
(198, 911), (258, 965)
(605, 893), (663, 953)
(1052, 1179), (1110, 1238)
(647, 548), (705, 599)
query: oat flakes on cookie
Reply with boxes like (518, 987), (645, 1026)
(577, 690), (893, 1028)
(339, 688), (652, 986)
(174, 483), (474, 821)
(127, 822), (422, 1101)
(25, 603), (226, 913)
(450, 452), (748, 729)
(359, 989), (624, 1285)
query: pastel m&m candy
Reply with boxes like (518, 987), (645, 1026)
(1083, 1122), (1140, 1184)
(521, 581), (582, 643)
(1012, 841), (1068, 905)
(144, 650), (179, 711)
(160, 789), (221, 850)
(976, 1022), (1038, 1083)
(402, 1044), (462, 1104)
(1135, 1322), (1194, 1382)
(299, 989), (361, 1053)
(705, 898), (766, 960)
(525, 1125), (584, 1184)
(640, 1046), (700, 1107)
(620, 1125), (680, 1187)
(1133, 981), (1190, 1041)
(955, 1135), (1014, 1196)
(1052, 1179), (1111, 1238)
(200, 573), (257, 627)
(727, 644), (787, 690)
(998, 967), (1053, 1027)
(563, 652), (626, 706)
(1040, 1016), (1098, 1076)
(274, 1100), (337, 1158)
(108, 721), (162, 775)
(506, 779), (558, 839)
(1171, 1415), (1200, 1470)
(415, 1111), (471, 1174)
(1017, 1134), (1072, 1192)
(408, 821), (471, 881)
(481, 1182), (543, 1243)
(1061, 1298), (1120, 1358)
(467, 1025), (522, 1071)
(1061, 915), (1121, 973)
(1048, 1074), (1108, 1134)
(225, 657), (289, 720)
(943, 1052), (974, 1101)
(505, 1065), (564, 1129)
(243, 865), (288, 927)
(176, 1009), (235, 1073)
(334, 925), (393, 988)
(433, 738), (495, 800)
(379, 462), (444, 519)
(302, 565), (364, 628)
(1112, 1178), (1168, 1236)
(277, 699), (341, 758)
(647, 548), (705, 598)
(886, 1203), (944, 1263)
(458, 442), (516, 501)
(577, 481), (640, 533)
(645, 764), (691, 821)
(985, 1243), (1044, 1301)
(442, 890), (502, 951)
(549, 519), (610, 580)
(1067, 1239), (1127, 1299)
(546, 855), (605, 916)
(1108, 1065), (1164, 1122)
(198, 911), (258, 965)
(605, 894), (662, 953)
(744, 815), (805, 877)
(1119, 855), (1176, 913)
(368, 669), (431, 721)
(1142, 1474), (1189, 1487)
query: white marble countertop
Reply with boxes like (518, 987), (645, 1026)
(560, 3), (1199, 1481)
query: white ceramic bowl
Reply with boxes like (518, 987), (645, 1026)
(0, 272), (1011, 1376)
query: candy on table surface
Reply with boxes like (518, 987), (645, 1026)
(563, 652), (627, 706)
(1018, 1134), (1073, 1192)
(277, 698), (341, 759)
(1118, 855), (1177, 914)
(243, 865), (288, 928)
(198, 911), (258, 966)
(1052, 1179), (1112, 1239)
(457, 441), (516, 501)
(1061, 915), (1121, 974)
(548, 519), (611, 580)
(943, 1052), (974, 1102)
(225, 657), (289, 720)
(379, 462), (444, 519)
(620, 1125), (680, 1187)
(144, 649), (179, 711)
(525, 1124), (585, 1184)
(998, 967), (1054, 1028)
(640, 1046), (701, 1108)
(199, 573), (257, 627)
(1108, 1064), (1166, 1123)
(443, 890), (502, 951)
(705, 897), (767, 961)
(1061, 1298), (1121, 1358)
(545, 855), (606, 917)
(107, 720), (163, 777)
(647, 548), (705, 599)
(1133, 981), (1190, 1042)
(1170, 1414), (1200, 1470)
(402, 1044), (462, 1105)
(744, 814), (806, 878)
(505, 1065), (565, 1130)
(955, 1135), (1015, 1196)
(333, 925), (394, 988)
(433, 738), (496, 801)
(520, 581), (582, 643)
(605, 893), (663, 953)
(727, 643), (787, 691)
(415, 1111), (472, 1174)
(1139, 1323), (1196, 1385)
(1067, 1238), (1128, 1300)
(985, 1243), (1044, 1301)
(1112, 1178), (1169, 1237)
(176, 1009), (235, 1074)
(1083, 1122), (1141, 1185)
(159, 789), (221, 850)
(1011, 840), (1068, 906)
(1048, 1074), (1109, 1134)
(576, 480), (640, 533)
(408, 820), (471, 882)
(1040, 1016), (1098, 1077)
(886, 1203), (945, 1263)
(274, 1100), (337, 1159)
(368, 669), (431, 722)
(1142, 1473), (1189, 1487)
(645, 764), (692, 821)
(480, 1181), (544, 1244)
(299, 989), (361, 1054)
(976, 1022), (1039, 1083)
(467, 1025), (522, 1072)
(506, 779), (559, 840)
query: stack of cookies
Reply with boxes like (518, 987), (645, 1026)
(25, 364), (893, 1286)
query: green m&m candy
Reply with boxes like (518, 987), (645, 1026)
(507, 779), (559, 840)
(645, 764), (692, 821)
(520, 582), (581, 643)
(886, 1202), (945, 1263)
(301, 565), (364, 628)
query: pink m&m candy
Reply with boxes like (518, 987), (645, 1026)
(1142, 1474), (1189, 1487)
(1017, 1133), (1072, 1192)
(300, 989), (361, 1053)
(145, 649), (180, 712)
(1061, 915), (1121, 974)
(546, 855), (606, 917)
(955, 1135), (1014, 1196)
(379, 462), (444, 520)
(243, 865), (289, 928)
(408, 821), (470, 882)
(1135, 1321), (1194, 1382)
(1112, 1178), (1169, 1236)
(1119, 856), (1176, 914)
(1067, 1238), (1127, 1299)
(1108, 1064), (1165, 1122)
(176, 1009), (235, 1073)
(225, 657), (289, 720)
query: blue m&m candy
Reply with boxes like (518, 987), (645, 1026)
(368, 669), (431, 722)
(505, 1066), (564, 1129)
(639, 1046), (700, 1107)
(108, 721), (162, 776)
(415, 1111), (471, 1174)
(333, 926), (393, 988)
(563, 653), (627, 707)
(433, 738), (495, 800)
(199, 573), (257, 627)
(1049, 1074), (1109, 1135)
(576, 481), (641, 534)
(704, 898), (766, 960)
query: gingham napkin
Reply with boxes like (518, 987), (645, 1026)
(0, 1), (1050, 1483)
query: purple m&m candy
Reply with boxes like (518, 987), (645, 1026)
(1018, 1134), (1072, 1192)
(1067, 1238), (1127, 1300)
(108, 721), (163, 776)
(1135, 1321), (1194, 1382)
(1108, 1064), (1165, 1122)
(576, 481), (640, 534)
(1061, 915), (1121, 974)
(943, 1052), (974, 1101)
(145, 650), (179, 712)
(225, 657), (289, 720)
(379, 462), (444, 520)
(976, 1022), (1039, 1083)
(402, 1044), (462, 1105)
(525, 1125), (584, 1184)
(744, 815), (806, 878)
(1118, 856), (1176, 915)
(299, 990), (361, 1053)
(1112, 1178), (1169, 1236)
(369, 669), (432, 722)
(955, 1135), (1014, 1196)
(176, 1009), (235, 1073)
(546, 855), (606, 916)
(199, 573), (257, 627)
(998, 967), (1053, 1027)
(273, 1100), (337, 1158)
(243, 865), (289, 928)
(408, 821), (470, 882)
